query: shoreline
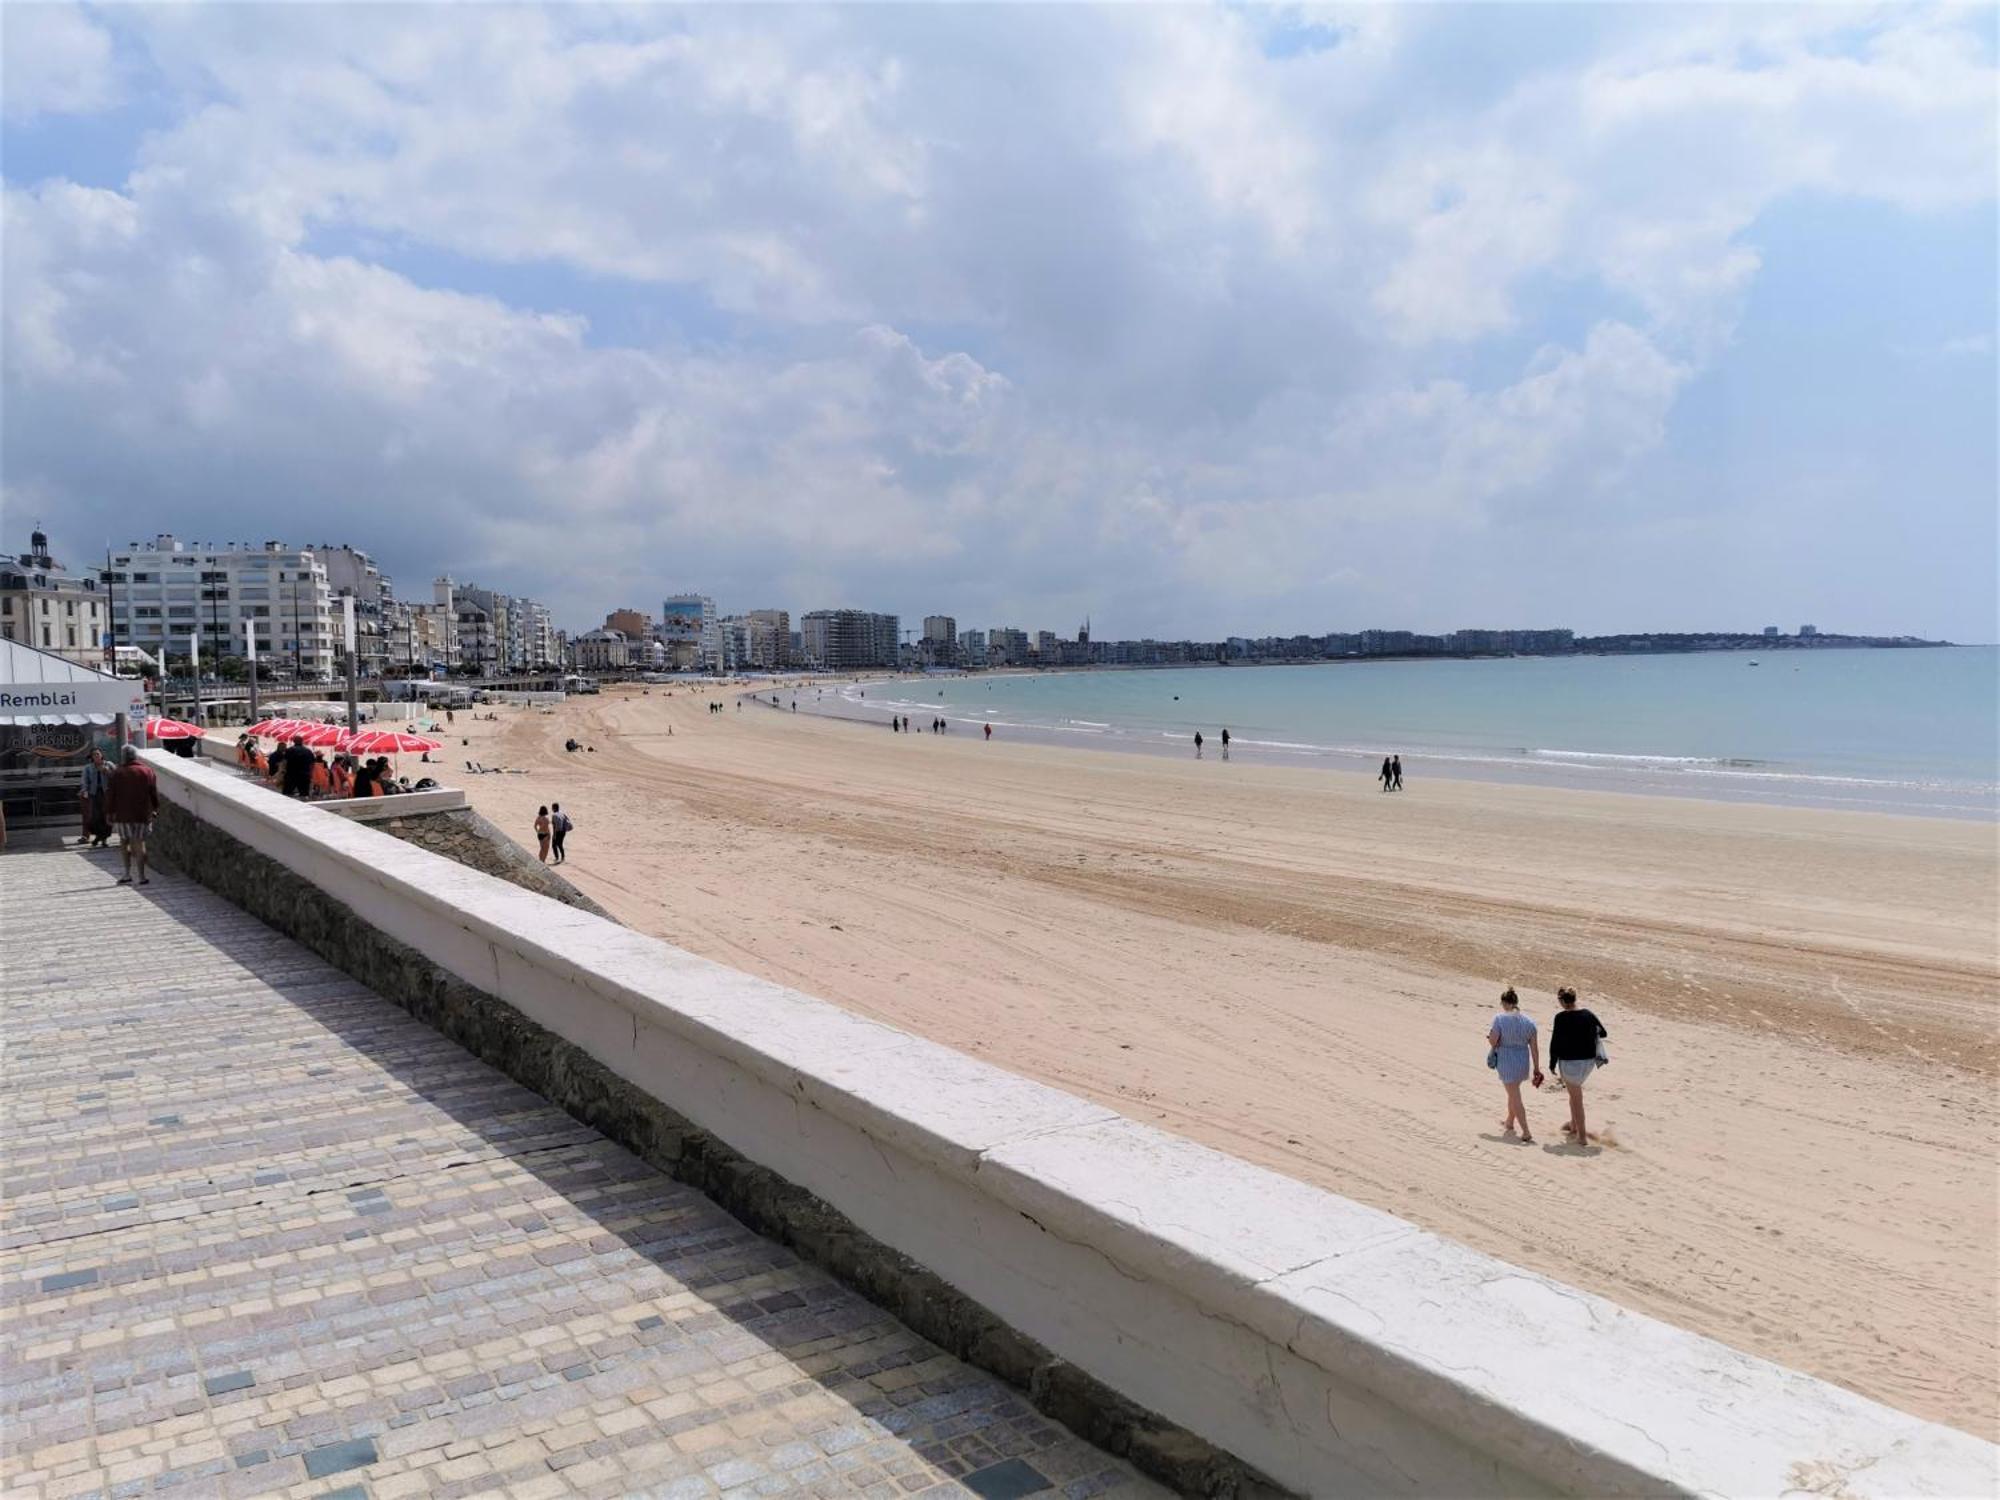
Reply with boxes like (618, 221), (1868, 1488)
(783, 676), (1997, 823)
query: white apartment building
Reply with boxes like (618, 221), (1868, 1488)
(450, 582), (558, 673)
(744, 609), (790, 669)
(317, 544), (392, 677)
(661, 594), (720, 672)
(0, 529), (110, 668)
(106, 535), (338, 680)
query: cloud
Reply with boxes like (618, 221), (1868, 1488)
(2, 5), (118, 120)
(2, 4), (1994, 638)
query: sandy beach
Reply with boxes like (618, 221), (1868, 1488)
(429, 684), (1996, 1438)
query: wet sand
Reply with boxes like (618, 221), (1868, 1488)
(437, 685), (1999, 1437)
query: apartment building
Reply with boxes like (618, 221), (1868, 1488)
(0, 529), (109, 668)
(800, 609), (899, 670)
(744, 608), (791, 669)
(921, 615), (957, 667)
(988, 627), (1029, 666)
(661, 594), (720, 672)
(106, 535), (338, 680)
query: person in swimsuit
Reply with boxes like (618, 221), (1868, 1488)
(1487, 987), (1544, 1142)
(534, 805), (552, 863)
(1548, 987), (1609, 1146)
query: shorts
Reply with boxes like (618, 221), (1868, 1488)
(1556, 1059), (1596, 1087)
(117, 822), (150, 844)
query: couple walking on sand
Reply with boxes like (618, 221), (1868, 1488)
(534, 803), (574, 864)
(1488, 986), (1608, 1146)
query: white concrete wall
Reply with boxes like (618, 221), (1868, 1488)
(146, 752), (1998, 1499)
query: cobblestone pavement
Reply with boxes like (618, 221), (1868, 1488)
(1, 847), (1169, 1500)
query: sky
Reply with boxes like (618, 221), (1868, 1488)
(3, 4), (1995, 642)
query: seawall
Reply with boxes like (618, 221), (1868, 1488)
(141, 751), (1998, 1498)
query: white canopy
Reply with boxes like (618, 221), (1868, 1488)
(0, 638), (138, 725)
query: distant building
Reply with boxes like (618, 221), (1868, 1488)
(922, 615), (957, 666)
(573, 628), (630, 671)
(0, 529), (109, 669)
(1034, 630), (1058, 662)
(745, 609), (791, 669)
(662, 594), (720, 672)
(1763, 626), (1781, 638)
(1799, 624), (1819, 638)
(959, 629), (986, 665)
(605, 608), (652, 640)
(318, 545), (392, 677)
(989, 627), (1028, 666)
(801, 609), (899, 670)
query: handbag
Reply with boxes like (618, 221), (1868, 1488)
(1595, 1042), (1610, 1067)
(1486, 1048), (1499, 1070)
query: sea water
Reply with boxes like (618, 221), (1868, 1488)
(828, 647), (1998, 818)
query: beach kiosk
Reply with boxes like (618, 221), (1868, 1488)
(0, 639), (143, 831)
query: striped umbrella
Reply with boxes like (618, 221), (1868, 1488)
(342, 729), (443, 756)
(144, 716), (204, 740)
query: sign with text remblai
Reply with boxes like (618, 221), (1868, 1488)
(0, 681), (137, 719)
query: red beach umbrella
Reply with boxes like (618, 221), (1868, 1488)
(248, 717), (304, 738)
(342, 729), (443, 756)
(144, 716), (204, 740)
(299, 723), (348, 747)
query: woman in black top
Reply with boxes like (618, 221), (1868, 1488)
(1547, 987), (1608, 1147)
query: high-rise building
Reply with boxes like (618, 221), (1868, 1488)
(744, 609), (791, 669)
(921, 615), (957, 666)
(988, 627), (1028, 666)
(661, 594), (720, 671)
(318, 545), (392, 677)
(605, 609), (652, 640)
(106, 535), (338, 680)
(0, 529), (109, 668)
(959, 628), (986, 665)
(800, 610), (899, 670)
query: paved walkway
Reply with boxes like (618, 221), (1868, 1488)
(1, 844), (1168, 1500)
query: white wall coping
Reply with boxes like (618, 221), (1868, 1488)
(146, 752), (1999, 1498)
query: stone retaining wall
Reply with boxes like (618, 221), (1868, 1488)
(372, 806), (616, 922)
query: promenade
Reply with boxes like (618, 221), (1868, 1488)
(0, 842), (1166, 1500)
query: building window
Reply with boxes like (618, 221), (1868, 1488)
(41, 625), (51, 646)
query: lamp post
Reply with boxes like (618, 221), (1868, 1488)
(246, 616), (259, 723)
(343, 594), (359, 733)
(190, 629), (203, 727)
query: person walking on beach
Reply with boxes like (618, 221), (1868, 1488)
(1380, 756), (1394, 791)
(1548, 987), (1609, 1146)
(1391, 754), (1403, 791)
(1487, 988), (1543, 1142)
(1220, 727), (1230, 760)
(550, 803), (572, 864)
(1194, 731), (1204, 758)
(79, 747), (111, 847)
(983, 723), (992, 740)
(534, 806), (552, 863)
(107, 746), (159, 886)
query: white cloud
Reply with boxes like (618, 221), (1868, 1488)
(2, 4), (1994, 636)
(2, 4), (118, 120)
